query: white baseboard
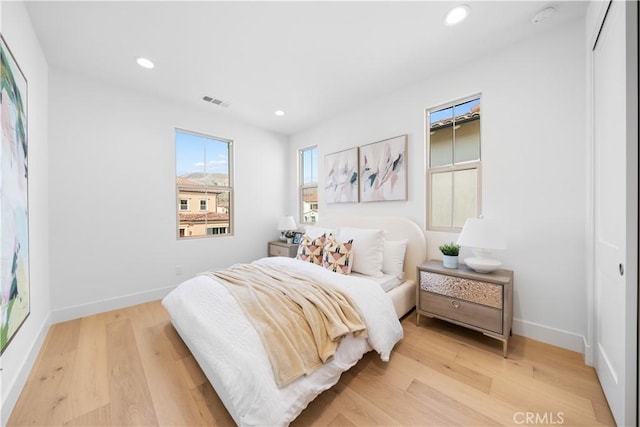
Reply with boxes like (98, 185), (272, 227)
(1, 313), (51, 427)
(51, 285), (176, 324)
(513, 317), (586, 354)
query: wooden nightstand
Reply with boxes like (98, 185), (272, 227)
(268, 240), (299, 258)
(416, 261), (514, 357)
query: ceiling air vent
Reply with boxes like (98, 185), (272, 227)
(202, 95), (230, 108)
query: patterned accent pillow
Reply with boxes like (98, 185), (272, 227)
(296, 234), (326, 265)
(323, 237), (354, 275)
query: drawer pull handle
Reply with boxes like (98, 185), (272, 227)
(451, 300), (460, 309)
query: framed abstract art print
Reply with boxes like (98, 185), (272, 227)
(324, 147), (359, 203)
(359, 135), (407, 202)
(1, 35), (30, 354)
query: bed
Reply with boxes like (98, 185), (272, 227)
(314, 216), (426, 318)
(162, 216), (427, 426)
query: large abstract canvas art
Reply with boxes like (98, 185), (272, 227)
(1, 36), (30, 354)
(359, 135), (407, 202)
(324, 147), (359, 203)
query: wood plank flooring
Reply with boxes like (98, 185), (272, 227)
(8, 300), (614, 426)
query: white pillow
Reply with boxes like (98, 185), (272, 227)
(338, 227), (385, 278)
(383, 239), (408, 280)
(304, 225), (336, 239)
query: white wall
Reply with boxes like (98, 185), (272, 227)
(48, 69), (289, 320)
(1, 6), (289, 418)
(0, 1), (51, 423)
(290, 21), (587, 352)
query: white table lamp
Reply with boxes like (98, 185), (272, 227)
(456, 218), (507, 273)
(277, 216), (297, 241)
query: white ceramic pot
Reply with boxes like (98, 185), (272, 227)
(442, 255), (459, 269)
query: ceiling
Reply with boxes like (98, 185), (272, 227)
(26, 1), (588, 136)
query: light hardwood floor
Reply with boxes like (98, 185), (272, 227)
(8, 300), (614, 426)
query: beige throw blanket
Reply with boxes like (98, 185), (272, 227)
(207, 262), (367, 387)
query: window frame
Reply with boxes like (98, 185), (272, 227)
(175, 128), (234, 239)
(425, 94), (482, 232)
(299, 145), (318, 225)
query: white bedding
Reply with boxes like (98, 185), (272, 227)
(162, 256), (403, 426)
(351, 271), (401, 292)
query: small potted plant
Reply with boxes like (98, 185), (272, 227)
(439, 242), (460, 269)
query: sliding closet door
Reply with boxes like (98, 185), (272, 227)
(592, 1), (638, 425)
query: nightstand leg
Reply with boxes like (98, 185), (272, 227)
(503, 340), (508, 358)
(416, 312), (420, 326)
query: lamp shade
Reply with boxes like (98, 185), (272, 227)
(456, 218), (507, 250)
(277, 216), (297, 231)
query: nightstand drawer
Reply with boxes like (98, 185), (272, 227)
(419, 290), (503, 334)
(267, 241), (299, 258)
(420, 271), (502, 308)
(269, 244), (290, 257)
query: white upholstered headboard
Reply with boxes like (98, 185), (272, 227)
(315, 216), (427, 283)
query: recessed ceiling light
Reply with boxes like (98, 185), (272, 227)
(444, 5), (470, 26)
(275, 110), (285, 116)
(136, 57), (155, 69)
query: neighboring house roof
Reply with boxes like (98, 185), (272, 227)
(179, 212), (229, 222)
(179, 188), (222, 195)
(431, 111), (480, 130)
(303, 192), (318, 203)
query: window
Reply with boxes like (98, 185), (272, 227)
(175, 129), (233, 238)
(207, 227), (228, 235)
(426, 96), (481, 230)
(299, 146), (318, 224)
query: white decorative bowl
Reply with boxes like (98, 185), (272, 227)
(464, 257), (501, 273)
